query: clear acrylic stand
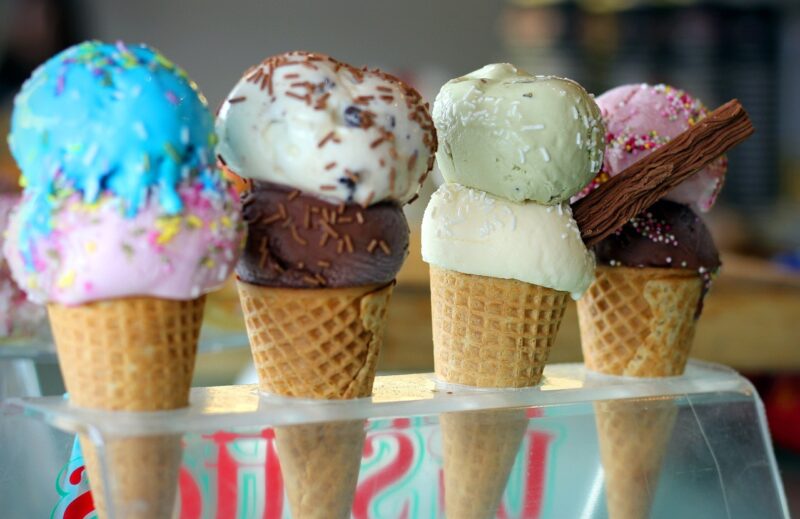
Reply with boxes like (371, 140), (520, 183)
(0, 361), (790, 518)
(0, 324), (248, 400)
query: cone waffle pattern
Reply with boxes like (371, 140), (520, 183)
(430, 266), (569, 388)
(48, 296), (205, 519)
(237, 281), (394, 399)
(80, 435), (184, 519)
(48, 297), (205, 410)
(440, 409), (528, 519)
(275, 421), (366, 519)
(595, 399), (678, 519)
(578, 267), (702, 377)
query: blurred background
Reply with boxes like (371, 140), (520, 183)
(0, 0), (798, 513)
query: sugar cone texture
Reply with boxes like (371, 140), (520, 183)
(48, 296), (205, 519)
(237, 280), (394, 399)
(275, 421), (365, 519)
(578, 266), (702, 377)
(238, 281), (392, 517)
(79, 435), (184, 519)
(430, 266), (569, 388)
(594, 398), (678, 519)
(440, 409), (528, 519)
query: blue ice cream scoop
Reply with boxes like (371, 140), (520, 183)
(9, 40), (218, 217)
(8, 40), (221, 268)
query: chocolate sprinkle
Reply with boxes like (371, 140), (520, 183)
(573, 99), (753, 247)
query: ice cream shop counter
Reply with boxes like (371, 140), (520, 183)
(0, 361), (788, 518)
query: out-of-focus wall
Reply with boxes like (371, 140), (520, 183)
(81, 0), (505, 106)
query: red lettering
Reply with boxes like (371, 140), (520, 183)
(522, 431), (551, 518)
(204, 431), (244, 519)
(497, 429), (554, 519)
(261, 428), (284, 519)
(352, 425), (415, 519)
(178, 467), (202, 519)
(63, 467), (94, 519)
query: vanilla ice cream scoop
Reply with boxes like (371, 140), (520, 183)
(216, 51), (437, 206)
(432, 63), (604, 204)
(421, 183), (595, 298)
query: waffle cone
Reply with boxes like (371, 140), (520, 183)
(578, 266), (702, 377)
(274, 421), (365, 519)
(430, 266), (569, 388)
(440, 409), (528, 519)
(238, 281), (393, 517)
(594, 398), (678, 519)
(48, 296), (205, 519)
(237, 280), (394, 399)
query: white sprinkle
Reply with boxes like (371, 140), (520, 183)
(576, 132), (582, 147)
(191, 286), (201, 298)
(217, 268), (227, 282)
(133, 122), (148, 140)
(559, 90), (567, 96)
(181, 126), (190, 145)
(83, 143), (99, 166)
(666, 257), (672, 263)
(557, 203), (563, 216)
(539, 147), (550, 162)
(546, 206), (553, 213)
(571, 106), (579, 120)
(522, 124), (545, 131)
(561, 233), (567, 239)
(502, 206), (517, 231)
(519, 148), (526, 164)
(462, 86), (477, 101)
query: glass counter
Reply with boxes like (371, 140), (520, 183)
(0, 361), (789, 518)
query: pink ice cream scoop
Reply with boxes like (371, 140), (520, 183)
(5, 41), (244, 307)
(4, 183), (243, 306)
(0, 194), (45, 336)
(571, 83), (727, 212)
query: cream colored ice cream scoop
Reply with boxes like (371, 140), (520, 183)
(216, 51), (436, 206)
(432, 63), (604, 204)
(421, 183), (595, 299)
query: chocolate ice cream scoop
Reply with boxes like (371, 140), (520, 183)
(236, 182), (409, 288)
(594, 200), (720, 274)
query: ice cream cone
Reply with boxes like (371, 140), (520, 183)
(274, 420), (365, 519)
(48, 296), (205, 519)
(440, 409), (528, 519)
(238, 280), (394, 518)
(578, 267), (696, 518)
(430, 266), (560, 518)
(236, 280), (394, 399)
(430, 265), (569, 388)
(578, 266), (702, 377)
(594, 397), (678, 519)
